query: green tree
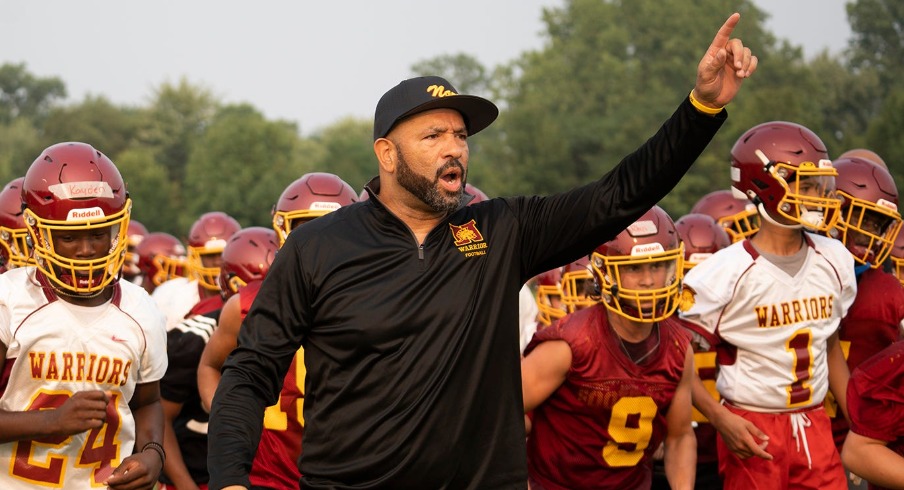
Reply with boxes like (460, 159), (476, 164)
(0, 119), (42, 183)
(411, 53), (493, 96)
(115, 146), (181, 235)
(309, 117), (376, 192)
(847, 0), (904, 96)
(40, 95), (144, 157)
(0, 63), (66, 125)
(865, 87), (904, 191)
(142, 78), (219, 185)
(182, 104), (309, 231)
(489, 0), (773, 212)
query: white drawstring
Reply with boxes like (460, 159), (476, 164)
(790, 412), (813, 469)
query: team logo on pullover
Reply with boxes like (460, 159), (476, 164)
(450, 220), (487, 257)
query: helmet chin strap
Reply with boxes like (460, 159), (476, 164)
(758, 203), (802, 229)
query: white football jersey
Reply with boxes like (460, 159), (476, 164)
(680, 234), (856, 411)
(151, 276), (201, 331)
(0, 267), (167, 489)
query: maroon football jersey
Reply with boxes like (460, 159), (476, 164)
(847, 341), (904, 484)
(238, 281), (305, 490)
(831, 268), (904, 449)
(524, 305), (690, 490)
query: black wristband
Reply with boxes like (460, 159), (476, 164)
(142, 441), (166, 467)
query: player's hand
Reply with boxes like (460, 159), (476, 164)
(693, 13), (758, 109)
(103, 450), (163, 490)
(48, 390), (110, 435)
(712, 408), (773, 460)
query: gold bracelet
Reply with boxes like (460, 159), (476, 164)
(689, 90), (723, 115)
(142, 441), (166, 467)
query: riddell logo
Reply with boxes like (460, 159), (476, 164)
(67, 207), (106, 221)
(310, 202), (341, 211)
(631, 243), (665, 255)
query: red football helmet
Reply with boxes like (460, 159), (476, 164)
(675, 213), (731, 272)
(272, 173), (358, 245)
(534, 268), (566, 327)
(591, 206), (683, 322)
(187, 211), (241, 292)
(888, 228), (904, 288)
(465, 183), (489, 205)
(22, 142), (131, 295)
(123, 219), (149, 280)
(831, 157), (902, 268)
(691, 190), (759, 242)
(730, 121), (840, 232)
(136, 232), (187, 287)
(560, 256), (597, 313)
(0, 177), (34, 269)
(837, 148), (887, 170)
(218, 227), (279, 298)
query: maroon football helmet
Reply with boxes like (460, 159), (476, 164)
(187, 211), (242, 292)
(831, 157), (901, 267)
(730, 121), (839, 232)
(22, 142), (131, 295)
(534, 268), (565, 327)
(465, 183), (489, 205)
(218, 227), (279, 298)
(675, 213), (731, 272)
(0, 177), (34, 269)
(691, 190), (759, 242)
(272, 173), (358, 245)
(560, 256), (597, 313)
(135, 232), (187, 288)
(837, 148), (887, 170)
(888, 228), (904, 288)
(123, 219), (149, 280)
(591, 206), (683, 322)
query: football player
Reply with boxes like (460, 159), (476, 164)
(199, 172), (356, 490)
(681, 121), (855, 490)
(0, 142), (167, 489)
(522, 206), (696, 489)
(151, 211), (240, 330)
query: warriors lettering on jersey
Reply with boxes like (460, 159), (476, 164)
(754, 295), (833, 328)
(28, 352), (131, 386)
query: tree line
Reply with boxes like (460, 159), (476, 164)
(1, 0), (901, 237)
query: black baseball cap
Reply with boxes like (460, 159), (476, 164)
(373, 76), (499, 140)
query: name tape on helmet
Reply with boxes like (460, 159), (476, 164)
(626, 220), (657, 237)
(631, 242), (665, 256)
(203, 238), (228, 250)
(66, 207), (106, 221)
(309, 201), (342, 211)
(49, 182), (115, 200)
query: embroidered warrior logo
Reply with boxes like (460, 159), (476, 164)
(450, 220), (488, 257)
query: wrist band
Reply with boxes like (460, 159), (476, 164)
(142, 441), (166, 467)
(689, 90), (723, 115)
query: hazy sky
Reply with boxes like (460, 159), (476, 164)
(2, 0), (850, 134)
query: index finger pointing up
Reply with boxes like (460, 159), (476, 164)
(710, 13), (741, 52)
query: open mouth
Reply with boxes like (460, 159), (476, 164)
(439, 167), (462, 193)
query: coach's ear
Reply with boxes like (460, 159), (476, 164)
(374, 137), (397, 175)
